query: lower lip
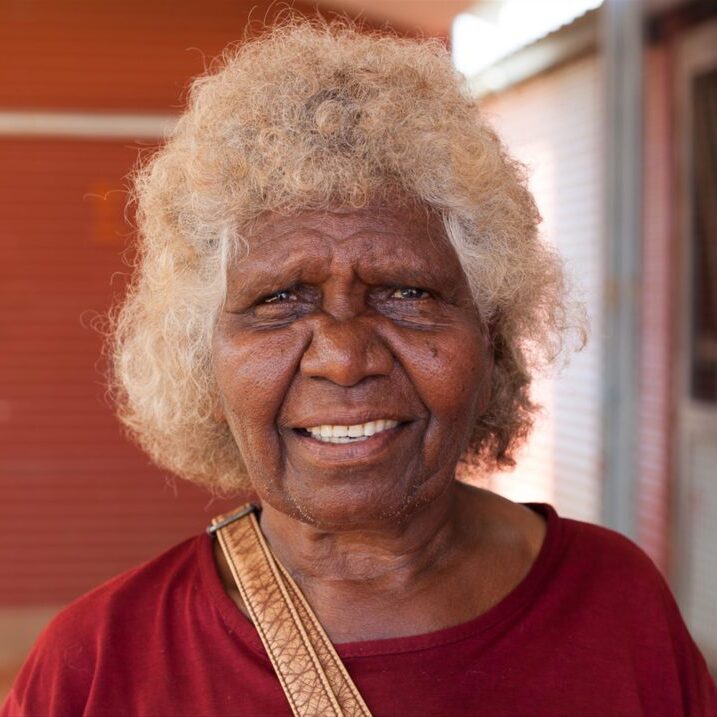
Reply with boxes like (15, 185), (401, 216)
(289, 423), (410, 463)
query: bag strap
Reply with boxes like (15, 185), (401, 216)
(209, 505), (373, 717)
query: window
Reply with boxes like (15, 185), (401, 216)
(691, 67), (717, 403)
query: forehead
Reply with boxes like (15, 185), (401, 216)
(238, 206), (462, 274)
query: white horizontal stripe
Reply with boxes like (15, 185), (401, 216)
(0, 111), (177, 139)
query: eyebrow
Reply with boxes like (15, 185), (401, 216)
(231, 265), (303, 301)
(356, 256), (453, 290)
(227, 248), (329, 304)
(228, 225), (461, 303)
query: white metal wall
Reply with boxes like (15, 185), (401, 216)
(478, 55), (604, 522)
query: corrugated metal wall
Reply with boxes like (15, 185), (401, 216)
(0, 0), (303, 112)
(479, 55), (604, 524)
(476, 44), (683, 577)
(0, 137), (240, 604)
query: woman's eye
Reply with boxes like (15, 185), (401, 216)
(391, 287), (429, 300)
(261, 289), (296, 305)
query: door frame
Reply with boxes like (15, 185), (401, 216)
(672, 16), (717, 668)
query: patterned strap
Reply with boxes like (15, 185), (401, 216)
(209, 505), (373, 717)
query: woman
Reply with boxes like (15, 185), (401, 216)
(3, 21), (716, 717)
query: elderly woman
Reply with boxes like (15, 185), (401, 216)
(3, 21), (716, 717)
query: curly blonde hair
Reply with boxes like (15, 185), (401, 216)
(112, 19), (583, 495)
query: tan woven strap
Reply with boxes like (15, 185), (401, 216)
(209, 505), (373, 717)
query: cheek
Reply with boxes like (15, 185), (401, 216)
(407, 327), (490, 429)
(212, 327), (305, 441)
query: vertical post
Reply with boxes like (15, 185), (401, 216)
(601, 0), (643, 538)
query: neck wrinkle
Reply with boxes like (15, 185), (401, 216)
(257, 484), (465, 590)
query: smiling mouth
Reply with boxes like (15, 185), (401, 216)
(295, 419), (400, 444)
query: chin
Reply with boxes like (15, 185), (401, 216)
(261, 468), (452, 532)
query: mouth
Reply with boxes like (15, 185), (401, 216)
(295, 418), (401, 444)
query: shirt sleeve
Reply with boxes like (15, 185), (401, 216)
(657, 577), (717, 717)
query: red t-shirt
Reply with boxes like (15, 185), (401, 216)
(3, 503), (716, 717)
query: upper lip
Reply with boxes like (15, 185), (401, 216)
(286, 411), (415, 429)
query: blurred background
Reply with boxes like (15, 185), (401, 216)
(1, 0), (716, 696)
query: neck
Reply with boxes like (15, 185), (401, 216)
(213, 483), (546, 643)
(258, 481), (469, 593)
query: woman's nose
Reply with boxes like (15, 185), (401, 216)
(300, 316), (394, 386)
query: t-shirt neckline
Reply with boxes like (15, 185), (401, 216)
(197, 502), (563, 660)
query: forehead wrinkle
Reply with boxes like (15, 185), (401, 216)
(351, 241), (456, 288)
(303, 230), (442, 293)
(230, 247), (329, 298)
(243, 223), (333, 258)
(238, 209), (461, 292)
(245, 207), (423, 251)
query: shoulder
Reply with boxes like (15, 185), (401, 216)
(567, 515), (693, 619)
(1, 536), (203, 717)
(560, 512), (657, 565)
(478, 488), (673, 609)
(548, 509), (717, 715)
(529, 505), (679, 619)
(47, 533), (200, 638)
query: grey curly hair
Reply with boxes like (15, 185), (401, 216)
(111, 19), (584, 495)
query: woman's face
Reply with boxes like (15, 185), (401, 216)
(212, 205), (492, 528)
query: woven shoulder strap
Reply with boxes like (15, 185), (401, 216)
(209, 505), (373, 717)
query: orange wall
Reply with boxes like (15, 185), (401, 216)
(0, 137), (242, 604)
(1, 0), (324, 112)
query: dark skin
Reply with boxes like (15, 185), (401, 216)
(212, 205), (546, 643)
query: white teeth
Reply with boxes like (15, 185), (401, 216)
(305, 419), (399, 443)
